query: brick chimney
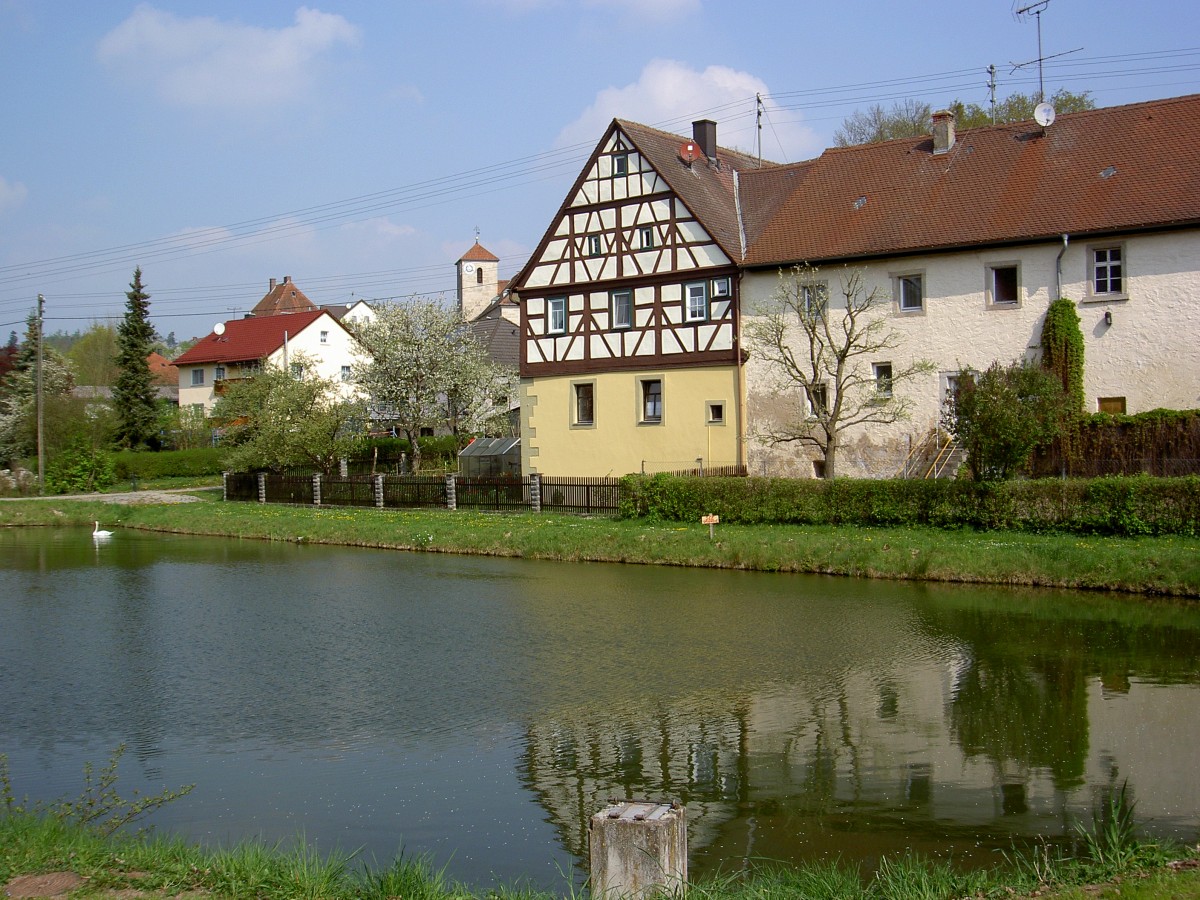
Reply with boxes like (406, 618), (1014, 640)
(932, 110), (956, 155)
(693, 119), (717, 160)
(269, 278), (277, 291)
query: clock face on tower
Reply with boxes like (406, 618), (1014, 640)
(462, 263), (476, 275)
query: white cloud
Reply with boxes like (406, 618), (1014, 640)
(0, 175), (29, 214)
(96, 5), (360, 110)
(555, 59), (820, 161)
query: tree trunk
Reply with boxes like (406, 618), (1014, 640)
(823, 434), (838, 479)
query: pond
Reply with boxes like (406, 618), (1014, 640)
(1, 526), (1198, 890)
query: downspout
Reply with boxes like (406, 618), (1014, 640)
(1055, 233), (1069, 300)
(732, 170), (747, 470)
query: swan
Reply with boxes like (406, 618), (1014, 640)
(93, 521), (114, 538)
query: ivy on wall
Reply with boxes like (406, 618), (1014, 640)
(1040, 298), (1086, 414)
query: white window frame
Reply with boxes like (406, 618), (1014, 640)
(1088, 243), (1127, 300)
(611, 289), (632, 329)
(706, 401), (726, 425)
(640, 378), (663, 424)
(986, 263), (1020, 307)
(712, 276), (731, 298)
(873, 362), (894, 400)
(684, 281), (709, 322)
(548, 297), (567, 334)
(639, 226), (655, 250)
(800, 281), (828, 319)
(214, 365), (226, 381)
(587, 234), (602, 257)
(612, 153), (628, 177)
(896, 272), (924, 313)
(340, 365), (352, 383)
(191, 368), (205, 386)
(320, 330), (329, 344)
(807, 382), (828, 419)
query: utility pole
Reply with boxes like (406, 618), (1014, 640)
(987, 64), (998, 124)
(36, 293), (45, 495)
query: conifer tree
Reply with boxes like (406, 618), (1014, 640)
(112, 268), (160, 449)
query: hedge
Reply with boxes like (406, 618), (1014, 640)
(618, 473), (1200, 537)
(112, 447), (225, 480)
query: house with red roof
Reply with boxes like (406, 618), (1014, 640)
(509, 94), (1200, 477)
(173, 308), (361, 413)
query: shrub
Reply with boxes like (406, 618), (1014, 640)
(112, 447), (224, 480)
(45, 444), (116, 494)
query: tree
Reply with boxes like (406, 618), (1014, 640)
(835, 89), (1095, 146)
(746, 265), (935, 479)
(0, 313), (79, 466)
(67, 323), (120, 387)
(941, 360), (1067, 482)
(0, 331), (17, 384)
(212, 354), (365, 474)
(112, 268), (160, 449)
(350, 301), (516, 470)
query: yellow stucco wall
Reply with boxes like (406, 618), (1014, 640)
(521, 365), (743, 476)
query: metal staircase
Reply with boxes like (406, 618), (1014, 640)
(899, 428), (966, 479)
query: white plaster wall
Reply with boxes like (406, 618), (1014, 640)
(742, 229), (1200, 477)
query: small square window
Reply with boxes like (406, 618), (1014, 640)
(191, 368), (205, 386)
(685, 281), (708, 322)
(587, 235), (602, 257)
(874, 363), (894, 399)
(898, 274), (924, 312)
(712, 277), (731, 298)
(639, 226), (655, 249)
(641, 379), (662, 423)
(707, 402), (725, 424)
(574, 383), (594, 425)
(611, 290), (632, 329)
(990, 265), (1019, 305)
(320, 330), (329, 344)
(613, 153), (628, 176)
(1098, 396), (1127, 414)
(1093, 246), (1123, 294)
(548, 297), (566, 334)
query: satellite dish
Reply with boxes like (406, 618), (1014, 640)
(679, 141), (702, 165)
(213, 322), (226, 336)
(1034, 102), (1056, 127)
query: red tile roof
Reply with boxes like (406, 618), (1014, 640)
(146, 351), (178, 386)
(173, 310), (327, 366)
(742, 93), (1200, 265)
(460, 241), (499, 262)
(251, 277), (317, 316)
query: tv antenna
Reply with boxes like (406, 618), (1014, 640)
(1011, 0), (1082, 104)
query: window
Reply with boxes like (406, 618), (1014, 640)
(712, 276), (731, 298)
(613, 153), (628, 176)
(587, 234), (602, 257)
(611, 290), (632, 328)
(897, 273), (924, 312)
(874, 362), (894, 399)
(685, 281), (708, 322)
(290, 362), (304, 380)
(320, 330), (329, 344)
(548, 297), (566, 334)
(989, 265), (1019, 305)
(341, 365), (352, 382)
(476, 267), (484, 284)
(641, 379), (662, 423)
(808, 383), (828, 418)
(1093, 246), (1123, 295)
(707, 402), (725, 424)
(801, 281), (828, 319)
(214, 365), (226, 381)
(574, 382), (595, 426)
(191, 368), (205, 386)
(639, 226), (655, 249)
(1098, 396), (1127, 414)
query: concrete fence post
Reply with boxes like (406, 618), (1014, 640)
(589, 801), (686, 899)
(222, 472), (228, 503)
(445, 474), (456, 511)
(313, 473), (321, 506)
(530, 472), (542, 513)
(375, 474), (384, 508)
(257, 473), (266, 503)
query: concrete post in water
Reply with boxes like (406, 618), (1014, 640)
(374, 474), (384, 508)
(313, 473), (321, 506)
(257, 472), (266, 503)
(530, 472), (542, 513)
(445, 473), (456, 511)
(589, 801), (686, 899)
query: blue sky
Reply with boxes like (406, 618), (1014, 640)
(1, 0), (1196, 340)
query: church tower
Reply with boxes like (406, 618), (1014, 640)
(456, 240), (500, 321)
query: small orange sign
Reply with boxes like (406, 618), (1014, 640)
(701, 515), (719, 525)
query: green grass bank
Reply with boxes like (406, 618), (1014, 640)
(2, 491), (1198, 595)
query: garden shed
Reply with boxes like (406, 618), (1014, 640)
(458, 437), (521, 477)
